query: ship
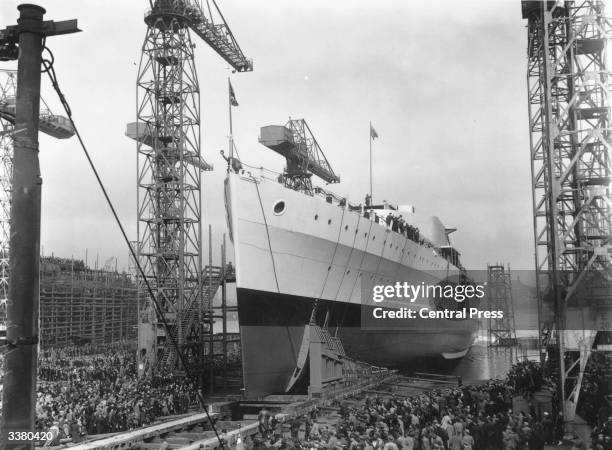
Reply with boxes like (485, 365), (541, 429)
(224, 119), (479, 397)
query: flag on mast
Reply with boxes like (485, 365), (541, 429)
(229, 79), (239, 107)
(370, 123), (379, 139)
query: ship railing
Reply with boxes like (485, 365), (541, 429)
(238, 161), (454, 266)
(237, 161), (284, 184)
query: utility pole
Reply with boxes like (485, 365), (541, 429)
(0, 4), (79, 447)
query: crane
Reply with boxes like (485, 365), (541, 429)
(149, 0), (252, 72)
(259, 118), (340, 195)
(0, 69), (74, 343)
(129, 0), (251, 376)
(521, 0), (612, 430)
(0, 71), (74, 139)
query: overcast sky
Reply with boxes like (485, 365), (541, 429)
(0, 0), (535, 271)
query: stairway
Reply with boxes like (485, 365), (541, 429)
(156, 265), (225, 370)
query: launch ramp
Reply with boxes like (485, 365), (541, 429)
(285, 323), (390, 399)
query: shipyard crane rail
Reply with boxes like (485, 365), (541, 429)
(259, 118), (340, 194)
(146, 0), (253, 73)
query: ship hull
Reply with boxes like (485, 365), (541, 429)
(238, 287), (476, 396)
(225, 172), (478, 397)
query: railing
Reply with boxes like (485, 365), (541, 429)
(236, 162), (454, 266)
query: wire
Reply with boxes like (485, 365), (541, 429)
(41, 46), (225, 448)
(253, 179), (280, 293)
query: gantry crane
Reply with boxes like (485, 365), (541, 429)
(0, 69), (74, 343)
(259, 118), (340, 195)
(126, 0), (251, 377)
(521, 0), (612, 430)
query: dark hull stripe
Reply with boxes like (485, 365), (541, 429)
(236, 288), (477, 396)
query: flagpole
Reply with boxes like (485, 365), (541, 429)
(369, 121), (373, 206)
(228, 77), (234, 160)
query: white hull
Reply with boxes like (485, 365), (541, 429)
(225, 171), (477, 396)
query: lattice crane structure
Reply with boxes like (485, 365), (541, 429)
(486, 264), (517, 347)
(522, 0), (612, 428)
(127, 0), (251, 376)
(259, 118), (340, 195)
(0, 69), (74, 342)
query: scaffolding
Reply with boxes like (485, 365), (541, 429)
(486, 264), (517, 347)
(522, 0), (612, 428)
(0, 69), (75, 345)
(39, 256), (137, 347)
(0, 71), (15, 342)
(209, 235), (241, 390)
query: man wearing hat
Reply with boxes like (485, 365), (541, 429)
(46, 421), (61, 446)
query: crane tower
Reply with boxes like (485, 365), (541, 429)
(522, 0), (612, 428)
(128, 0), (251, 375)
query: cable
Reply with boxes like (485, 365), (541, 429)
(253, 179), (280, 293)
(41, 46), (225, 448)
(309, 204), (346, 325)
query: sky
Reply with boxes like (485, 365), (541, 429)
(0, 0), (536, 272)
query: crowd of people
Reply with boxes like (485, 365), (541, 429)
(0, 339), (608, 448)
(360, 206), (422, 246)
(384, 212), (421, 244)
(253, 382), (561, 449)
(35, 344), (200, 444)
(247, 359), (611, 450)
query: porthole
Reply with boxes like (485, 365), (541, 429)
(328, 219), (332, 225)
(345, 225), (349, 231)
(273, 200), (286, 215)
(314, 214), (319, 220)
(372, 235), (376, 240)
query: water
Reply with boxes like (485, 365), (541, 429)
(451, 344), (540, 381)
(215, 320), (540, 380)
